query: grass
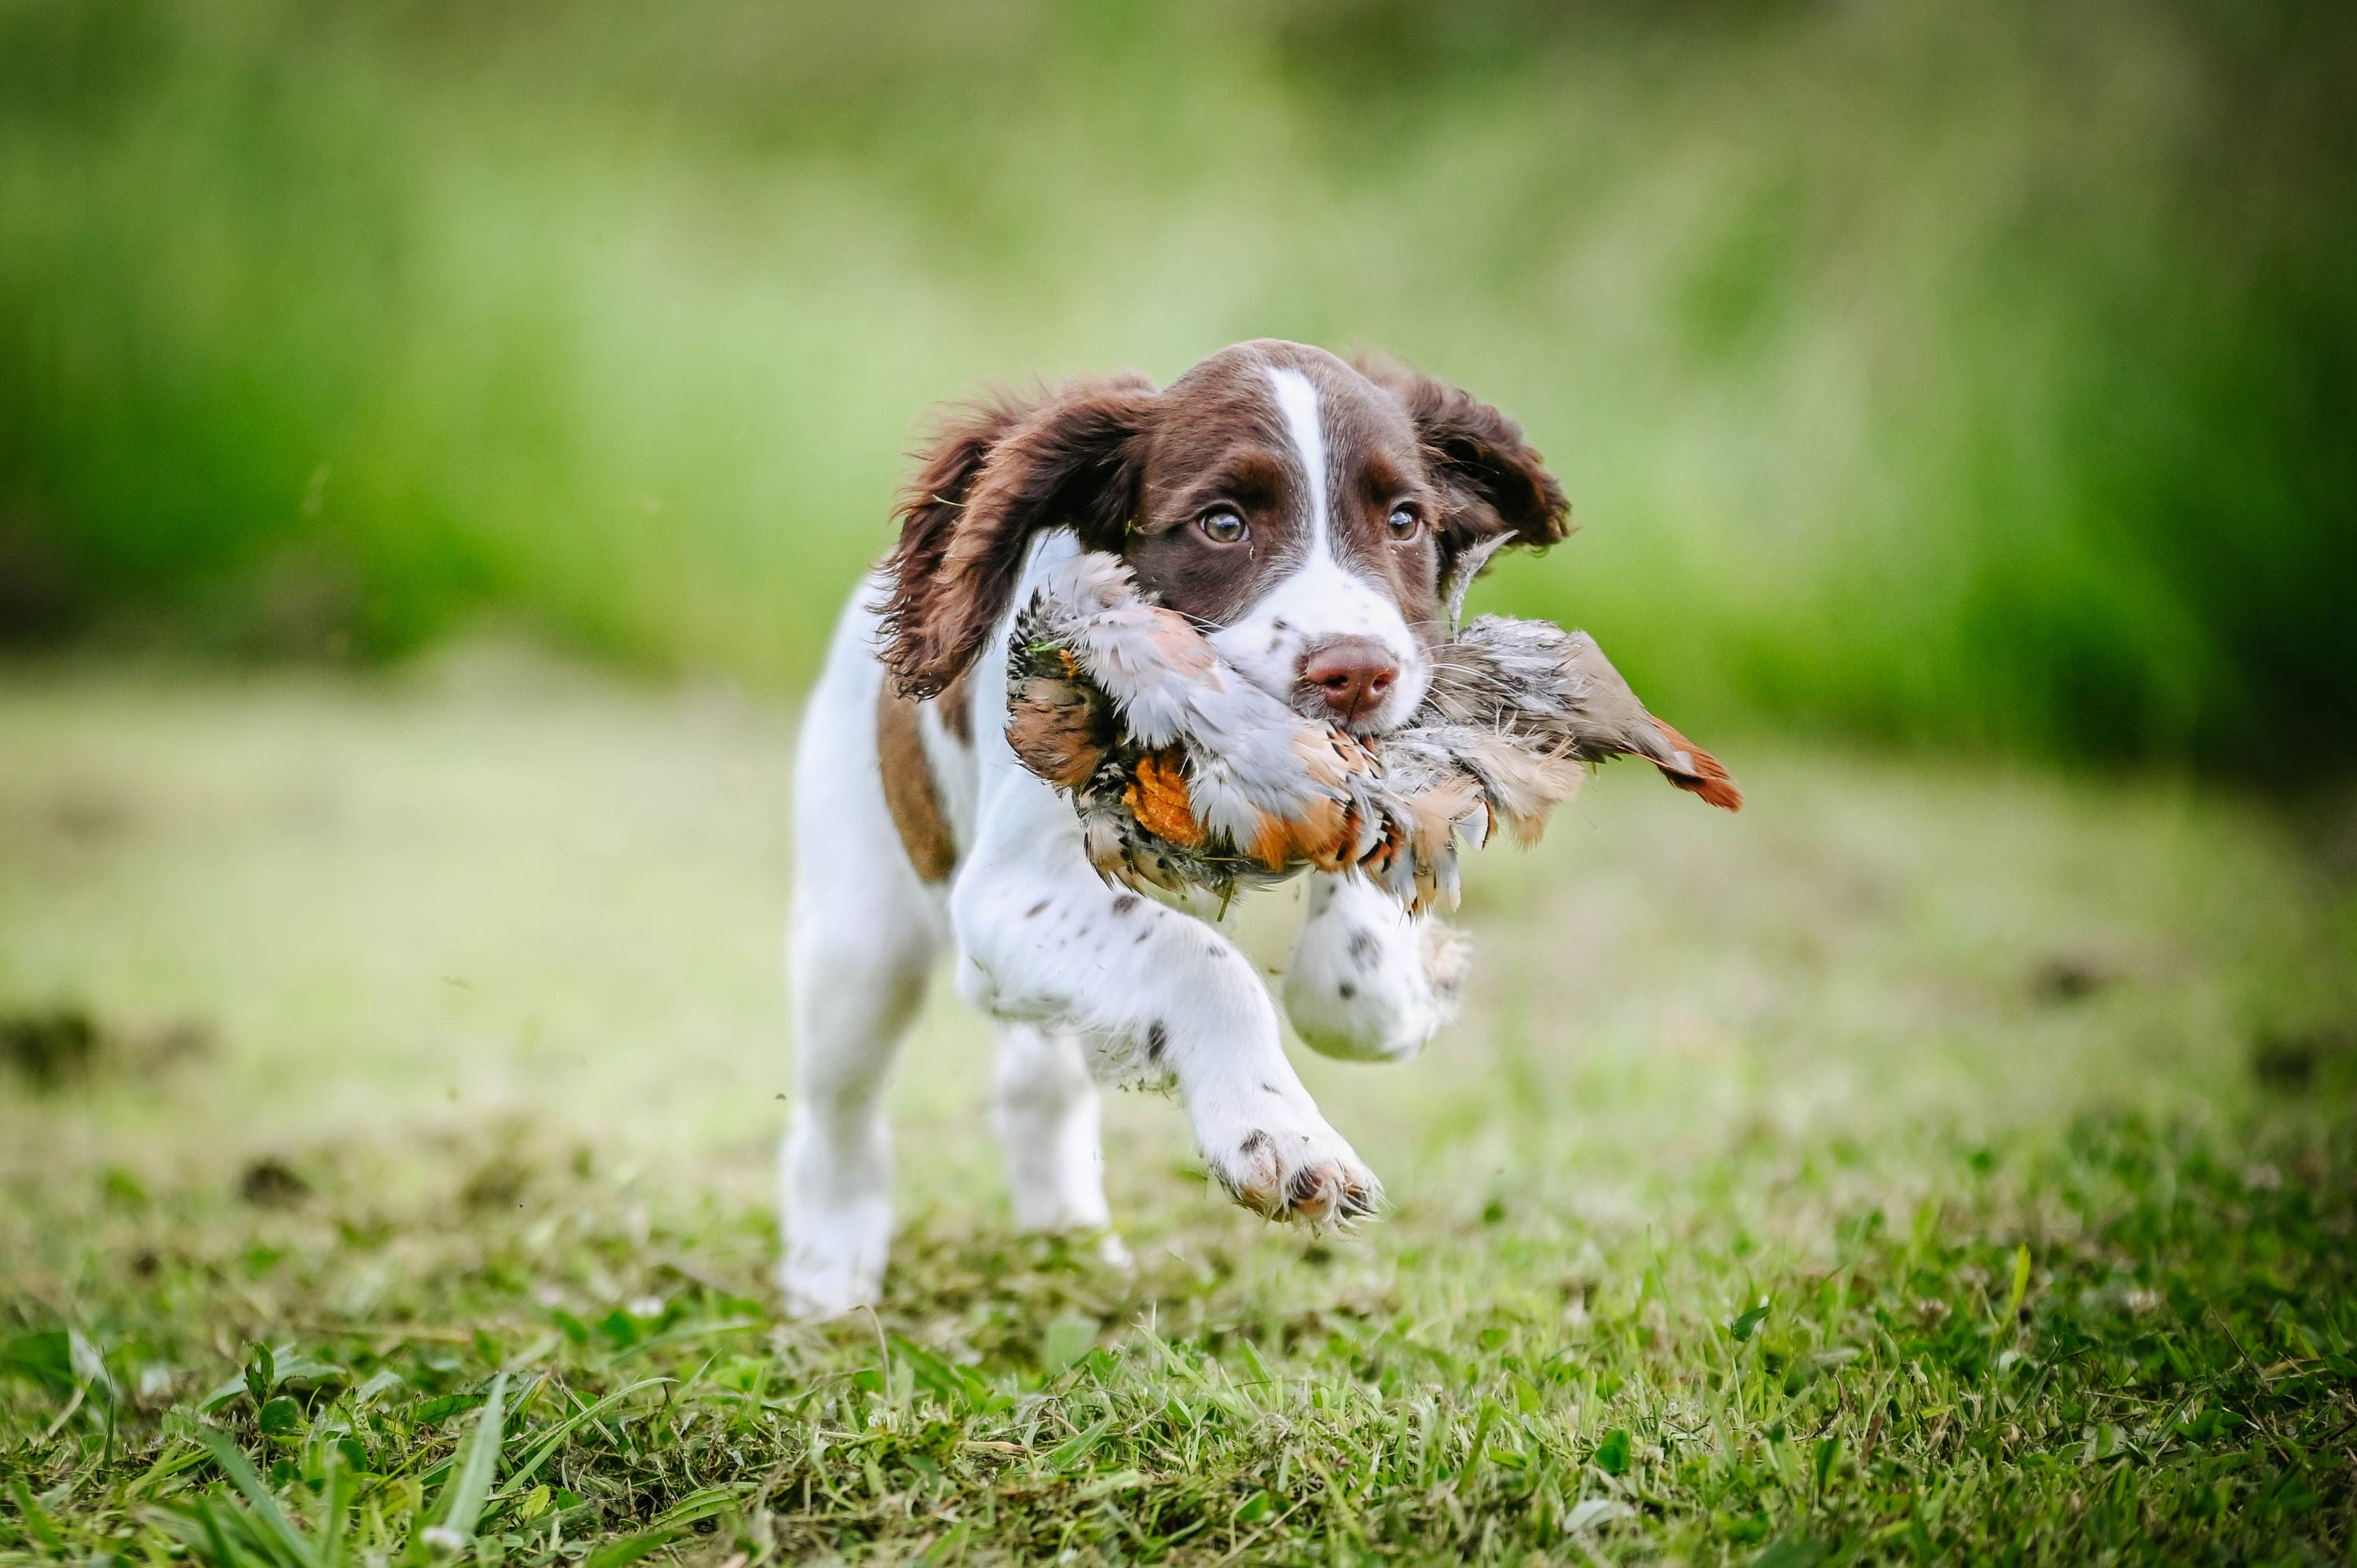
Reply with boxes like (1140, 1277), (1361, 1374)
(4, 648), (2355, 1563)
(2, 0), (2354, 768)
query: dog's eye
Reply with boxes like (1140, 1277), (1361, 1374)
(1386, 506), (1421, 540)
(1198, 509), (1248, 544)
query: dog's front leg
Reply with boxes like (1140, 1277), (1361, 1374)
(951, 786), (1379, 1223)
(1283, 872), (1468, 1063)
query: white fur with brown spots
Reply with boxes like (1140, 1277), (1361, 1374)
(782, 341), (1570, 1317)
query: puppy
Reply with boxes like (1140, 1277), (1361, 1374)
(781, 339), (1567, 1317)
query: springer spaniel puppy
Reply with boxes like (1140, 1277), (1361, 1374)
(782, 339), (1567, 1317)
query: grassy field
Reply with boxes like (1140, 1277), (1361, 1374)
(3, 650), (2354, 1563)
(6, 4), (2355, 1559)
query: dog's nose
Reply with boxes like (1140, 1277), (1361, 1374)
(1298, 637), (1400, 725)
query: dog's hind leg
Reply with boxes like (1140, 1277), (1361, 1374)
(780, 605), (947, 1319)
(994, 1023), (1122, 1256)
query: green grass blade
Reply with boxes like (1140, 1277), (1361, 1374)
(127, 1434), (217, 1500)
(193, 1428), (318, 1568)
(194, 1501), (262, 1568)
(1462, 1398), (1501, 1480)
(430, 1371), (509, 1542)
(497, 1376), (669, 1496)
(314, 1443), (351, 1568)
(581, 1529), (676, 1568)
(9, 1478), (64, 1552)
(1038, 1414), (1112, 1473)
(647, 1486), (744, 1531)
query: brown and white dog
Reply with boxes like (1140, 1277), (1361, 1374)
(782, 339), (1567, 1317)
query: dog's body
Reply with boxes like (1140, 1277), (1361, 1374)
(783, 341), (1568, 1317)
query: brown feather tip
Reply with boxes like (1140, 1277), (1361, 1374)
(1648, 719), (1743, 812)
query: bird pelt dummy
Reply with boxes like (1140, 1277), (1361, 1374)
(1004, 551), (1740, 915)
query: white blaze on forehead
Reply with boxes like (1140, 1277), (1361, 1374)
(1267, 366), (1332, 559)
(1196, 359), (1432, 731)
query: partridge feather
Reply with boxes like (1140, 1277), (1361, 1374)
(1005, 552), (1738, 913)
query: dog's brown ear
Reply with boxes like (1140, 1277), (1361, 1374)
(1354, 356), (1570, 569)
(877, 373), (1157, 700)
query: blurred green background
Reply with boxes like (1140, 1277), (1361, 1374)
(2, 0), (2351, 768)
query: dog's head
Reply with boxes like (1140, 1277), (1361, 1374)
(878, 339), (1568, 735)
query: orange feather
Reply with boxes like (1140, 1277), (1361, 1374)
(1649, 720), (1743, 811)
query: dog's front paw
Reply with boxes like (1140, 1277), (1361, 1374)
(779, 1213), (889, 1321)
(1199, 1110), (1380, 1225)
(779, 1253), (882, 1321)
